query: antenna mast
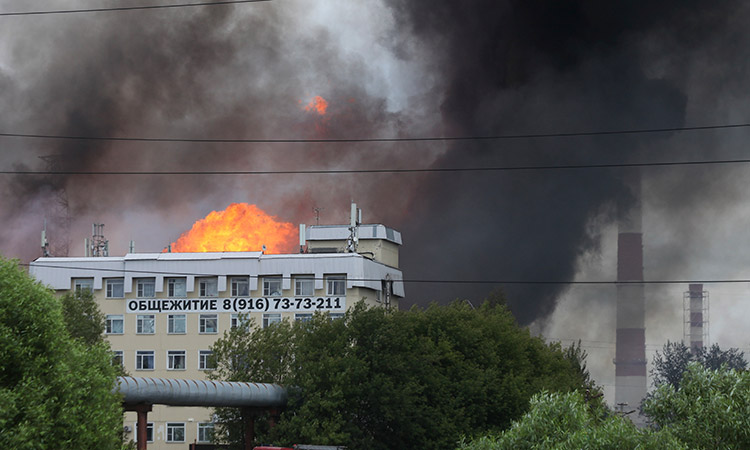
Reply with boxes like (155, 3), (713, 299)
(88, 223), (109, 257)
(39, 155), (71, 256)
(312, 206), (324, 226)
(41, 219), (50, 257)
(346, 202), (362, 253)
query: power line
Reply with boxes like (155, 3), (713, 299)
(24, 262), (750, 286)
(2, 158), (750, 176)
(1, 122), (750, 142)
(0, 0), (271, 17)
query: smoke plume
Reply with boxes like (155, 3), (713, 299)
(2, 1), (750, 327)
(384, 0), (747, 323)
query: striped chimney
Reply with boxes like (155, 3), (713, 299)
(614, 169), (647, 424)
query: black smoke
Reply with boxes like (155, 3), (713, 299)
(384, 0), (744, 323)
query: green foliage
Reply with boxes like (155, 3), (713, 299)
(643, 363), (750, 449)
(457, 391), (684, 450)
(652, 341), (746, 389)
(699, 343), (746, 372)
(464, 363), (750, 450)
(561, 340), (604, 408)
(0, 257), (126, 449)
(651, 341), (692, 389)
(210, 300), (589, 450)
(60, 288), (106, 346)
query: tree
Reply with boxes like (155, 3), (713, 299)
(210, 301), (590, 450)
(457, 391), (683, 450)
(462, 364), (750, 450)
(643, 363), (750, 449)
(60, 288), (106, 346)
(651, 341), (746, 389)
(60, 287), (128, 377)
(562, 339), (602, 400)
(0, 257), (126, 449)
(700, 343), (746, 372)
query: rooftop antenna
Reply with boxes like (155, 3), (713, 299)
(39, 155), (71, 256)
(346, 202), (361, 253)
(41, 219), (50, 257)
(313, 207), (324, 225)
(90, 223), (109, 257)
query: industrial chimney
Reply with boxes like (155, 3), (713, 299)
(614, 170), (647, 424)
(684, 284), (708, 354)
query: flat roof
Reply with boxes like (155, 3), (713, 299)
(30, 251), (405, 297)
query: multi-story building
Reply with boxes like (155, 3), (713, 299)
(30, 223), (404, 449)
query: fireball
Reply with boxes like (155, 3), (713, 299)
(169, 203), (297, 254)
(304, 95), (328, 115)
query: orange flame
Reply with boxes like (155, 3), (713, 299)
(304, 95), (328, 115)
(169, 203), (297, 254)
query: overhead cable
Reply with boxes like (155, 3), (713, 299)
(1, 122), (749, 142)
(2, 158), (750, 176)
(0, 0), (271, 17)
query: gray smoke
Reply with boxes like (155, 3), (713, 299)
(0, 1), (422, 256)
(2, 1), (750, 326)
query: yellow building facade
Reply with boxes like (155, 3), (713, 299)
(30, 224), (403, 449)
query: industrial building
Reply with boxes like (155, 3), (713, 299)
(30, 218), (404, 449)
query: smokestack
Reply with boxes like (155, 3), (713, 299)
(614, 169), (647, 424)
(685, 284), (708, 354)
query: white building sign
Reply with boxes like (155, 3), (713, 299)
(126, 297), (346, 314)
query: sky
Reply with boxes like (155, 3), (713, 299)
(2, 0), (750, 402)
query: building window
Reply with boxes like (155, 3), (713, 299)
(136, 278), (155, 298)
(106, 315), (124, 334)
(136, 314), (155, 334)
(105, 278), (124, 298)
(326, 275), (346, 296)
(136, 350), (154, 370)
(134, 422), (154, 443)
(329, 313), (344, 321)
(168, 314), (186, 334)
(73, 278), (93, 294)
(167, 350), (186, 370)
(197, 422), (214, 443)
(199, 350), (215, 370)
(199, 314), (218, 334)
(231, 313), (250, 330)
(231, 277), (249, 297)
(167, 278), (187, 297)
(198, 277), (218, 297)
(166, 423), (185, 443)
(263, 276), (282, 297)
(112, 350), (123, 367)
(295, 313), (313, 322)
(295, 276), (314, 296)
(262, 313), (281, 328)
